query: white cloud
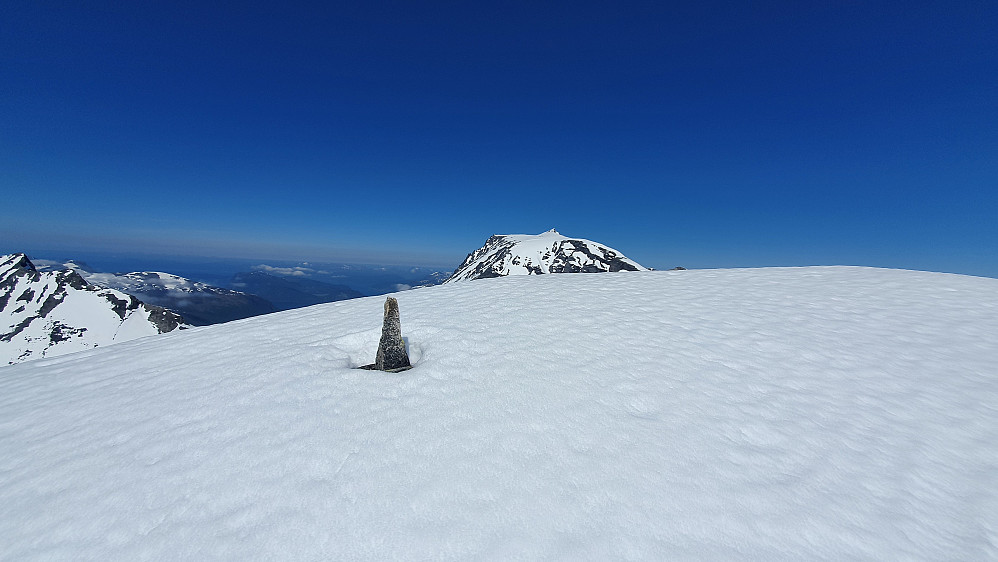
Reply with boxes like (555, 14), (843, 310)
(252, 264), (313, 277)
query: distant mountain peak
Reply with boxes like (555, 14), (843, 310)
(1, 253), (188, 365)
(445, 230), (647, 283)
(4, 253), (35, 274)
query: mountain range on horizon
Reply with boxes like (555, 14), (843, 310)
(34, 260), (277, 326)
(2, 253), (382, 364)
(4, 230), (650, 364)
(0, 253), (187, 365)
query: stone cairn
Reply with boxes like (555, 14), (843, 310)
(363, 296), (411, 372)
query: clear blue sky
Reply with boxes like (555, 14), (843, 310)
(3, 1), (996, 275)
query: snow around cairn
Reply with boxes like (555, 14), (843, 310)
(1, 267), (996, 559)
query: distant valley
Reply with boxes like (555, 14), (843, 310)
(229, 271), (362, 313)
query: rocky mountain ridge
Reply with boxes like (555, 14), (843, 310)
(1, 253), (187, 365)
(35, 262), (277, 326)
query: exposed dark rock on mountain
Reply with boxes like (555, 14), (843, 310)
(1, 253), (188, 365)
(446, 229), (647, 283)
(34, 263), (276, 326)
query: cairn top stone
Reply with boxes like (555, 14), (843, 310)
(374, 296), (411, 372)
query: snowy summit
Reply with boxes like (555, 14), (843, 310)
(0, 254), (187, 365)
(1, 266), (995, 559)
(445, 229), (647, 282)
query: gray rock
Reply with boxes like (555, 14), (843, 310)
(375, 297), (410, 371)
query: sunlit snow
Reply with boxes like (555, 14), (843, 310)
(1, 267), (995, 559)
(446, 229), (647, 282)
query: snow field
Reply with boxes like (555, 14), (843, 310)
(0, 267), (996, 559)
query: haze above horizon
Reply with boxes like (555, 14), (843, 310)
(3, 2), (995, 277)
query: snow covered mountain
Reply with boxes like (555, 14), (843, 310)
(88, 271), (275, 325)
(34, 262), (277, 326)
(446, 229), (647, 282)
(1, 254), (187, 365)
(1, 266), (995, 559)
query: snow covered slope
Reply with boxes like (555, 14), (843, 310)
(1, 267), (996, 559)
(446, 229), (647, 282)
(0, 254), (187, 365)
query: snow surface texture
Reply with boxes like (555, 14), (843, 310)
(446, 229), (647, 282)
(0, 254), (186, 365)
(1, 267), (996, 560)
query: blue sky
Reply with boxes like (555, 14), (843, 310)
(3, 2), (996, 275)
